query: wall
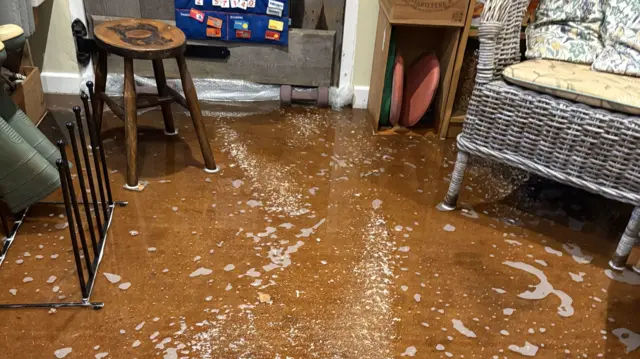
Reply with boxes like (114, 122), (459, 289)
(353, 1), (377, 88)
(30, 0), (82, 93)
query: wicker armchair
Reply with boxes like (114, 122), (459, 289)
(438, 0), (640, 271)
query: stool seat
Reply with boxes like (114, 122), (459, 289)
(94, 19), (186, 60)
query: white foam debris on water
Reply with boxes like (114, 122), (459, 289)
(243, 268), (261, 277)
(503, 308), (516, 316)
(443, 224), (456, 232)
(508, 341), (540, 357)
(544, 247), (563, 256)
(9, 289), (17, 295)
(129, 230), (139, 236)
(263, 241), (304, 272)
(452, 319), (477, 338)
(190, 268), (213, 277)
(225, 283), (232, 291)
(604, 269), (640, 285)
(217, 124), (310, 216)
(95, 352), (109, 359)
(534, 259), (548, 267)
(54, 222), (69, 230)
(148, 247), (157, 252)
(414, 294), (421, 302)
(612, 328), (640, 353)
(246, 200), (263, 208)
(47, 276), (57, 284)
(132, 340), (141, 348)
(398, 246), (410, 253)
(372, 199), (383, 209)
(296, 218), (326, 238)
(103, 273), (121, 283)
(501, 330), (510, 336)
(309, 187), (319, 195)
(492, 288), (507, 294)
(171, 207), (178, 212)
(135, 322), (145, 331)
(562, 243), (593, 264)
(158, 179), (171, 183)
(505, 239), (522, 246)
(119, 282), (131, 290)
(503, 261), (574, 317)
(232, 179), (244, 188)
(224, 264), (235, 272)
(54, 348), (72, 358)
(436, 344), (445, 351)
(569, 272), (586, 283)
(461, 206), (479, 219)
(401, 285), (408, 291)
(23, 277), (33, 283)
(279, 223), (294, 229)
(401, 346), (417, 357)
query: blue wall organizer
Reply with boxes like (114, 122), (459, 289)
(174, 0), (290, 45)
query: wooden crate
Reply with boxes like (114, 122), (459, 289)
(368, 0), (475, 137)
(11, 66), (46, 125)
(380, 0), (470, 26)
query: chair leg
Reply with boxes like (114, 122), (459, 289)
(175, 54), (218, 173)
(610, 207), (640, 271)
(93, 50), (108, 132)
(152, 59), (177, 136)
(437, 151), (470, 212)
(123, 58), (139, 190)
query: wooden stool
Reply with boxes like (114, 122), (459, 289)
(93, 18), (218, 190)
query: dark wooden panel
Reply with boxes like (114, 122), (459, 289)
(322, 0), (345, 85)
(84, 0), (141, 18)
(139, 0), (175, 20)
(93, 16), (335, 87)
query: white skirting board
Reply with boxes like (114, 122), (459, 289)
(41, 72), (82, 94)
(353, 85), (369, 109)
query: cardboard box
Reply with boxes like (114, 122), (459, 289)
(380, 0), (470, 26)
(11, 66), (46, 125)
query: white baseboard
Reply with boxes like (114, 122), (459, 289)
(353, 85), (369, 109)
(41, 72), (81, 94)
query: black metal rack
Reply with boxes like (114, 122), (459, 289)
(0, 84), (127, 309)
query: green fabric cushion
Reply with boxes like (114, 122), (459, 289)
(592, 0), (640, 77)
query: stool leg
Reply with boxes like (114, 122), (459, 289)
(93, 50), (108, 132)
(175, 54), (218, 173)
(152, 59), (177, 136)
(123, 58), (139, 189)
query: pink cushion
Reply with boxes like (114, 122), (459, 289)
(400, 54), (440, 127)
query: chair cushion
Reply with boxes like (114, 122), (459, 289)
(592, 0), (640, 77)
(525, 0), (604, 64)
(503, 59), (640, 115)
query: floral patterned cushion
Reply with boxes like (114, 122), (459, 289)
(526, 0), (604, 64)
(503, 59), (640, 115)
(592, 0), (640, 77)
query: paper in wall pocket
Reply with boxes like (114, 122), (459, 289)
(268, 19), (283, 31)
(212, 0), (222, 6)
(236, 30), (252, 39)
(234, 20), (250, 30)
(195, 0), (203, 5)
(190, 8), (205, 22)
(206, 27), (222, 38)
(265, 30), (281, 41)
(207, 16), (223, 28)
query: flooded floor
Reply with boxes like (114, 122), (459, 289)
(1, 103), (640, 359)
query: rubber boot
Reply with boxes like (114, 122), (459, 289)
(0, 24), (25, 73)
(0, 117), (60, 214)
(0, 90), (60, 166)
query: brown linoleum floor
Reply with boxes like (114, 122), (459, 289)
(1, 103), (640, 358)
